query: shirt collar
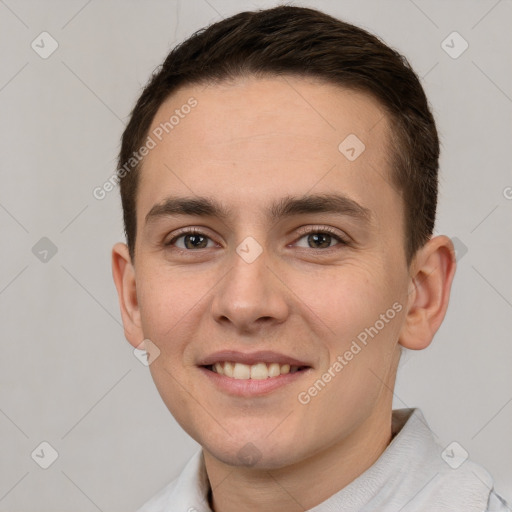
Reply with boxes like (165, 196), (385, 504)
(148, 408), (496, 512)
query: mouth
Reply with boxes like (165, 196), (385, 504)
(197, 351), (313, 396)
(203, 361), (310, 380)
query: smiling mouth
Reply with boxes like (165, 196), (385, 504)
(204, 362), (310, 380)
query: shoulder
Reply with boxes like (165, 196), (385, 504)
(136, 476), (181, 512)
(135, 449), (210, 512)
(387, 409), (510, 511)
(486, 489), (512, 511)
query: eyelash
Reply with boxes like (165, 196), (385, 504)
(164, 226), (349, 252)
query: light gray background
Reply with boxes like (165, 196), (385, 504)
(0, 0), (511, 510)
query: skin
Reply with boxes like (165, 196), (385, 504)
(112, 75), (456, 511)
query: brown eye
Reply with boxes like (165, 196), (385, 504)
(166, 230), (215, 250)
(306, 233), (334, 249)
(294, 227), (348, 250)
(181, 233), (209, 249)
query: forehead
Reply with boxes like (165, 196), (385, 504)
(137, 75), (395, 225)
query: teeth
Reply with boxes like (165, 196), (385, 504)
(268, 362), (281, 377)
(224, 361), (234, 378)
(250, 362), (268, 380)
(233, 362), (251, 379)
(211, 362), (302, 379)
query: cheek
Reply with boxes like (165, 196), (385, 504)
(137, 268), (207, 434)
(136, 267), (200, 353)
(294, 287), (403, 446)
(296, 262), (404, 388)
(297, 261), (394, 338)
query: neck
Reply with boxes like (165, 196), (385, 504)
(203, 404), (394, 512)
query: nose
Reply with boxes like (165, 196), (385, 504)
(210, 241), (290, 336)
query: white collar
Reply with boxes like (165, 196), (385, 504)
(138, 408), (506, 512)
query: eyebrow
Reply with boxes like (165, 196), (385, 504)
(144, 193), (372, 226)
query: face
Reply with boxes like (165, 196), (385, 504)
(121, 76), (414, 469)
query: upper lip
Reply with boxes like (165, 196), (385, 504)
(198, 350), (311, 367)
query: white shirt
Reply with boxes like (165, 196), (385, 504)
(137, 408), (510, 511)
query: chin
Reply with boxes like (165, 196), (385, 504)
(201, 432), (307, 470)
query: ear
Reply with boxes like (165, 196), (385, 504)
(399, 235), (456, 350)
(111, 242), (144, 348)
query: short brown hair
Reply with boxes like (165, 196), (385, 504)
(118, 5), (439, 264)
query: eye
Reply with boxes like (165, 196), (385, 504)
(293, 226), (348, 250)
(164, 226), (349, 252)
(165, 228), (217, 250)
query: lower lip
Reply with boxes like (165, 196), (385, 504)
(198, 366), (311, 397)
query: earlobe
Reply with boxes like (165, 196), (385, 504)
(399, 235), (456, 350)
(111, 242), (144, 348)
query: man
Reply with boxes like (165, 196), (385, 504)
(111, 6), (509, 511)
